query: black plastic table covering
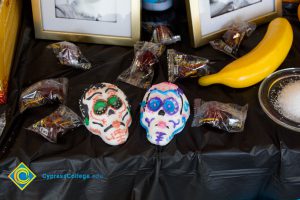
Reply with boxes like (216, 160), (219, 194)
(1, 2), (300, 200)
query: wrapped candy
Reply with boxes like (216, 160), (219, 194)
(210, 39), (237, 59)
(117, 42), (165, 89)
(47, 41), (92, 70)
(210, 21), (256, 58)
(19, 78), (68, 113)
(167, 49), (215, 83)
(0, 112), (5, 137)
(26, 105), (82, 143)
(151, 25), (181, 45)
(192, 99), (248, 133)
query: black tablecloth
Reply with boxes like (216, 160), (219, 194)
(1, 2), (300, 200)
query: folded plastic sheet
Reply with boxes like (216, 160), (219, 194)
(0, 2), (299, 200)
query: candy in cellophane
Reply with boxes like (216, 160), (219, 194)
(151, 25), (181, 45)
(0, 112), (5, 137)
(19, 78), (68, 113)
(167, 49), (215, 83)
(47, 41), (92, 70)
(142, 22), (158, 33)
(26, 105), (82, 143)
(192, 99), (248, 132)
(210, 21), (256, 58)
(117, 42), (165, 89)
(210, 39), (238, 59)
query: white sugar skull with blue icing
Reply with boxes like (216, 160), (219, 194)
(140, 82), (190, 146)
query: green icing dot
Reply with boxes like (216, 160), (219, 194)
(108, 96), (118, 106)
(94, 101), (107, 113)
(84, 117), (89, 126)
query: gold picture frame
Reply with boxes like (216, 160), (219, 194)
(186, 0), (282, 48)
(31, 0), (141, 46)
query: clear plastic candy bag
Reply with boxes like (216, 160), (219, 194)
(47, 41), (92, 70)
(117, 42), (165, 89)
(26, 105), (82, 143)
(19, 78), (68, 113)
(151, 25), (181, 45)
(0, 112), (5, 137)
(142, 22), (166, 34)
(210, 39), (238, 59)
(210, 21), (256, 58)
(192, 99), (248, 132)
(167, 49), (214, 83)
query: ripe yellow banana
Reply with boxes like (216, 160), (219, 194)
(198, 18), (293, 88)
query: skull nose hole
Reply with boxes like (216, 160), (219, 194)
(108, 109), (115, 116)
(158, 110), (165, 116)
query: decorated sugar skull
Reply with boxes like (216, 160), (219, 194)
(140, 82), (190, 146)
(79, 83), (132, 145)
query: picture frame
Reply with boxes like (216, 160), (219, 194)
(186, 0), (282, 48)
(31, 0), (141, 46)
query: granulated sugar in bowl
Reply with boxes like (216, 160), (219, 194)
(259, 68), (300, 132)
(275, 80), (300, 123)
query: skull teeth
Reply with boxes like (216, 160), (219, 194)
(155, 132), (166, 144)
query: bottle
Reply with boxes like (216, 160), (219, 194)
(142, 0), (173, 12)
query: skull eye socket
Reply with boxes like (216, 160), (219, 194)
(94, 100), (108, 115)
(108, 95), (122, 109)
(163, 97), (179, 115)
(147, 97), (163, 112)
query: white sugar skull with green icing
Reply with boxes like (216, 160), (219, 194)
(79, 83), (132, 145)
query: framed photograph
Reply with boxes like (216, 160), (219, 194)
(31, 0), (141, 46)
(186, 0), (282, 48)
